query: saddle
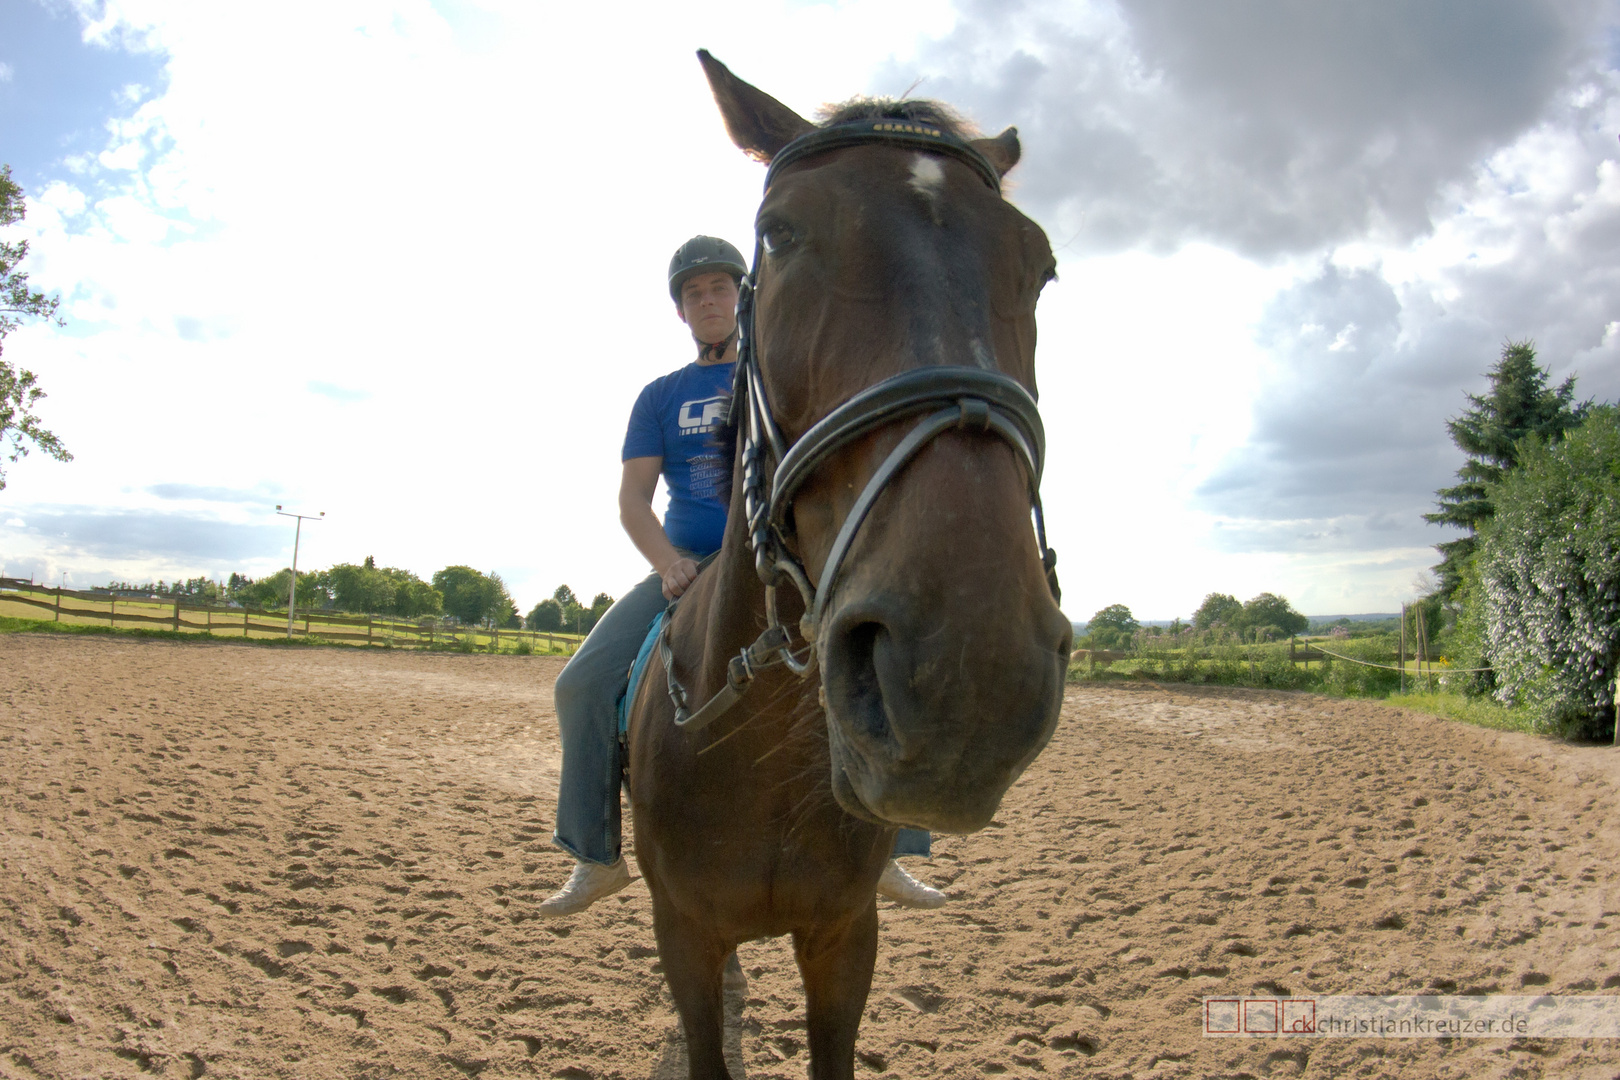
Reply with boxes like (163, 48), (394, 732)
(616, 610), (666, 741)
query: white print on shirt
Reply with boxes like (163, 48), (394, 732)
(678, 395), (728, 435)
(689, 451), (726, 502)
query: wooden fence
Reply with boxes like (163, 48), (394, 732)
(0, 578), (581, 654)
(1073, 637), (1331, 672)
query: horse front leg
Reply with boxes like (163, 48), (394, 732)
(650, 893), (734, 1080)
(793, 899), (879, 1080)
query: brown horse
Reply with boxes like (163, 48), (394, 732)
(626, 51), (1072, 1080)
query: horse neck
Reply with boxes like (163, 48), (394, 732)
(681, 474), (816, 730)
(701, 505), (770, 672)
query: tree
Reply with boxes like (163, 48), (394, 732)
(580, 591), (615, 634)
(429, 566), (514, 627)
(1240, 593), (1307, 638)
(527, 598), (563, 631)
(326, 562), (399, 614)
(1, 165), (71, 490)
(234, 567), (328, 610)
(319, 561), (442, 617)
(1425, 341), (1589, 598)
(391, 574), (444, 618)
(1192, 592), (1243, 631)
(487, 571), (518, 628)
(1477, 406), (1620, 737)
(433, 565), (504, 625)
(1086, 603), (1138, 650)
(553, 584), (578, 607)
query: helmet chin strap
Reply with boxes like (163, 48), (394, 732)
(696, 327), (738, 363)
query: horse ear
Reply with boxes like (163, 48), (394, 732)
(698, 49), (815, 163)
(971, 126), (1021, 178)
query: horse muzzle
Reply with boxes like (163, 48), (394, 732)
(819, 592), (1070, 833)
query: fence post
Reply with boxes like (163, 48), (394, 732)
(110, 597), (116, 628)
(1399, 603), (1406, 694)
(206, 607), (212, 635)
(1417, 604), (1430, 691)
(53, 586), (61, 622)
(173, 599), (181, 632)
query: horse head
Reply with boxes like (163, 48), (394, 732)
(701, 52), (1072, 835)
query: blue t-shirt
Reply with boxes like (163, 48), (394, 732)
(622, 360), (734, 556)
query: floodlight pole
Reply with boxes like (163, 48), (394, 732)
(275, 506), (325, 639)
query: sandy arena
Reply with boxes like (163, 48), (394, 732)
(1, 634), (1618, 1079)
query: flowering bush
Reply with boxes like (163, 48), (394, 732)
(1478, 407), (1620, 738)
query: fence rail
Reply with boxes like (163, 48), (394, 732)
(0, 578), (581, 655)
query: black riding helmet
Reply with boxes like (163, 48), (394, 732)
(668, 235), (747, 302)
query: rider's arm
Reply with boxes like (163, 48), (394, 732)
(620, 456), (700, 600)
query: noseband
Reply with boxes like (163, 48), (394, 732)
(664, 118), (1060, 731)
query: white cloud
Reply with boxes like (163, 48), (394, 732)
(5, 0), (975, 609)
(8, 0), (1618, 623)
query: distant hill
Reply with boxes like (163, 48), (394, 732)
(1307, 613), (1400, 623)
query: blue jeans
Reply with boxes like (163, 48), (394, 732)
(551, 568), (930, 865)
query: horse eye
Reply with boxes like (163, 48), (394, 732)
(761, 222), (795, 256)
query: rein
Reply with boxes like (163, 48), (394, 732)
(664, 119), (1060, 732)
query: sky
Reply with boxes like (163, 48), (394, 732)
(1, 0), (1617, 622)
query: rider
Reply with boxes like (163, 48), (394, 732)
(539, 235), (946, 916)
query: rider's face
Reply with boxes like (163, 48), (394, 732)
(678, 271), (740, 345)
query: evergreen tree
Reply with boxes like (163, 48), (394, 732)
(1424, 341), (1588, 597)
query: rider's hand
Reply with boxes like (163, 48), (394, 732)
(660, 557), (700, 600)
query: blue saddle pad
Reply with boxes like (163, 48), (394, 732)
(617, 610), (666, 739)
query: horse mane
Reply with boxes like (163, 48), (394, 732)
(712, 364), (745, 506)
(711, 98), (975, 503)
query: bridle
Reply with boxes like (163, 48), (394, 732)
(663, 117), (1060, 732)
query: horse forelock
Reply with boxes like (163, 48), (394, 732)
(815, 97), (978, 140)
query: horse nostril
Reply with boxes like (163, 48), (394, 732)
(841, 621), (890, 744)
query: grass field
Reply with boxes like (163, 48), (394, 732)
(1067, 635), (1549, 736)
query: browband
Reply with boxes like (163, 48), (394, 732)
(764, 118), (1003, 194)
